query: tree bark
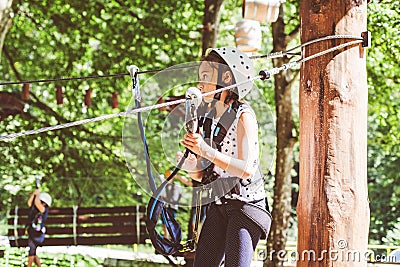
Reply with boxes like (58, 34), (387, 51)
(0, 0), (13, 62)
(201, 0), (225, 56)
(266, 5), (299, 267)
(297, 1), (369, 266)
(0, 92), (24, 121)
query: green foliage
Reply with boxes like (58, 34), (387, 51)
(0, 0), (203, 211)
(367, 1), (400, 244)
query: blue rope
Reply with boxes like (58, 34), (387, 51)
(133, 74), (157, 193)
(132, 73), (189, 234)
(149, 150), (189, 218)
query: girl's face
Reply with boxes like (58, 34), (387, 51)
(197, 61), (219, 103)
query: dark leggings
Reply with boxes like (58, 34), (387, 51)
(28, 231), (45, 256)
(194, 201), (262, 267)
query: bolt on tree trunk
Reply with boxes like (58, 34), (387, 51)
(297, 1), (369, 266)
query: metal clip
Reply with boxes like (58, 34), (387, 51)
(185, 87), (203, 133)
(127, 65), (141, 101)
(361, 31), (371, 48)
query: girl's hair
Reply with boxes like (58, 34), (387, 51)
(201, 51), (239, 104)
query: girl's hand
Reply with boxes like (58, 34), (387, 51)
(176, 151), (197, 172)
(180, 133), (210, 157)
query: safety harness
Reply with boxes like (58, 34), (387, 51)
(146, 166), (185, 255)
(129, 66), (205, 255)
(199, 101), (241, 186)
(198, 101), (273, 241)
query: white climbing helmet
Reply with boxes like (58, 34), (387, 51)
(210, 47), (255, 99)
(39, 192), (52, 207)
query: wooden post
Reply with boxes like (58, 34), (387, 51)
(297, 1), (369, 266)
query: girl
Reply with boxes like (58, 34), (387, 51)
(27, 190), (52, 267)
(179, 47), (271, 267)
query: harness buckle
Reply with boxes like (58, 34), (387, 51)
(239, 178), (252, 187)
(201, 171), (219, 185)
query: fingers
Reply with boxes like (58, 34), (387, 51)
(176, 149), (198, 172)
(180, 140), (193, 149)
(176, 151), (184, 163)
(176, 150), (195, 162)
(188, 153), (197, 161)
(183, 132), (201, 141)
(180, 133), (201, 147)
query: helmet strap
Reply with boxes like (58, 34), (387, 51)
(213, 66), (223, 101)
(214, 64), (228, 102)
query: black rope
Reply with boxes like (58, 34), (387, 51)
(0, 72), (128, 86)
(0, 35), (363, 86)
(0, 65), (199, 86)
(0, 52), (284, 86)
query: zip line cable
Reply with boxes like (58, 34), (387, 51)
(258, 39), (363, 80)
(286, 34), (363, 54)
(251, 35), (363, 60)
(0, 65), (198, 86)
(0, 76), (260, 141)
(0, 38), (365, 141)
(0, 35), (363, 86)
(297, 39), (363, 64)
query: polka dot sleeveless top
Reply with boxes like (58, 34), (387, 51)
(211, 103), (266, 202)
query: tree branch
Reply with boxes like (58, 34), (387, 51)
(114, 0), (142, 21)
(2, 45), (22, 80)
(284, 24), (300, 47)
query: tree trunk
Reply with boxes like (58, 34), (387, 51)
(201, 0), (225, 56)
(266, 5), (298, 267)
(297, 1), (369, 266)
(0, 0), (13, 62)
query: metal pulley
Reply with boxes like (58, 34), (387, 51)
(185, 87), (203, 133)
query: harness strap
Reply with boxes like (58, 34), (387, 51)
(130, 68), (193, 255)
(199, 102), (241, 185)
(189, 189), (204, 249)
